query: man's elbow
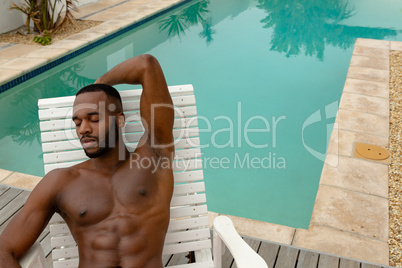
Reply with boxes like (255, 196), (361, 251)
(0, 247), (20, 268)
(139, 54), (162, 74)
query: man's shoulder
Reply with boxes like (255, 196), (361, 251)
(42, 166), (81, 185)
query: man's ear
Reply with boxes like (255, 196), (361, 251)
(117, 112), (125, 127)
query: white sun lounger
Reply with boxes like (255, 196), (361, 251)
(20, 84), (268, 268)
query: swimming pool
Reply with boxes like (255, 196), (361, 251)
(1, 0), (402, 229)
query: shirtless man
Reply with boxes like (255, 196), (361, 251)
(0, 54), (175, 268)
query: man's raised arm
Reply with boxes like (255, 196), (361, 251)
(95, 54), (174, 154)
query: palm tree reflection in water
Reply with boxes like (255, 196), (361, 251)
(159, 0), (216, 44)
(257, 0), (397, 60)
(8, 62), (94, 149)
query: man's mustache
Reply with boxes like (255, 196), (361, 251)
(80, 135), (98, 142)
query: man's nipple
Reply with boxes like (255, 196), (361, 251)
(139, 189), (146, 196)
(79, 209), (87, 217)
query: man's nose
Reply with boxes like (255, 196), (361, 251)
(79, 120), (92, 135)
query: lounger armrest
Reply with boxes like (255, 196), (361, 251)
(212, 216), (268, 268)
(19, 242), (48, 268)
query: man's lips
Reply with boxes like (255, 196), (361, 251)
(80, 137), (98, 149)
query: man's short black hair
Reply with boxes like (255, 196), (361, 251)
(76, 84), (122, 105)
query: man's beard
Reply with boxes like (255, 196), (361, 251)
(84, 141), (108, 158)
(83, 124), (118, 158)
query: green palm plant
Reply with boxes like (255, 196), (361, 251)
(9, 0), (38, 34)
(31, 0), (78, 33)
(10, 0), (78, 44)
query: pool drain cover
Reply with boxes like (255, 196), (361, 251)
(354, 142), (390, 164)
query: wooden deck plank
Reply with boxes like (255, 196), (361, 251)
(221, 244), (234, 268)
(0, 184), (10, 195)
(361, 263), (386, 268)
(163, 254), (172, 266)
(0, 208), (20, 233)
(275, 246), (299, 268)
(0, 190), (29, 225)
(297, 250), (319, 268)
(258, 241), (280, 268)
(0, 187), (22, 210)
(340, 258), (362, 268)
(39, 231), (53, 257)
(318, 254), (340, 268)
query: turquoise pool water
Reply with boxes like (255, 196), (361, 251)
(1, 0), (402, 228)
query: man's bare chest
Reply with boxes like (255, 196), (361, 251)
(57, 168), (161, 226)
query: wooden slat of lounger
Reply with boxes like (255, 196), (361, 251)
(296, 251), (319, 267)
(165, 228), (210, 244)
(174, 170), (204, 183)
(168, 216), (209, 232)
(52, 247), (78, 260)
(170, 194), (206, 207)
(39, 116), (197, 133)
(40, 135), (200, 154)
(38, 101), (197, 121)
(163, 239), (212, 256)
(122, 95), (196, 111)
(318, 254), (340, 268)
(340, 258), (361, 268)
(174, 159), (202, 172)
(37, 85), (194, 109)
(257, 241), (280, 268)
(53, 258), (79, 268)
(274, 246), (299, 268)
(43, 154), (203, 174)
(173, 181), (205, 195)
(50, 216), (210, 236)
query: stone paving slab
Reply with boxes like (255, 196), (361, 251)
(327, 129), (389, 158)
(311, 184), (388, 241)
(336, 109), (389, 137)
(0, 68), (23, 82)
(390, 41), (402, 51)
(320, 154), (389, 198)
(0, 44), (38, 58)
(347, 66), (389, 83)
(1, 172), (42, 190)
(22, 47), (69, 60)
(339, 92), (389, 117)
(293, 224), (389, 265)
(0, 57), (47, 72)
(353, 45), (390, 60)
(343, 78), (389, 99)
(350, 55), (389, 70)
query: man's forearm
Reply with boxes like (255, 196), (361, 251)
(95, 54), (157, 86)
